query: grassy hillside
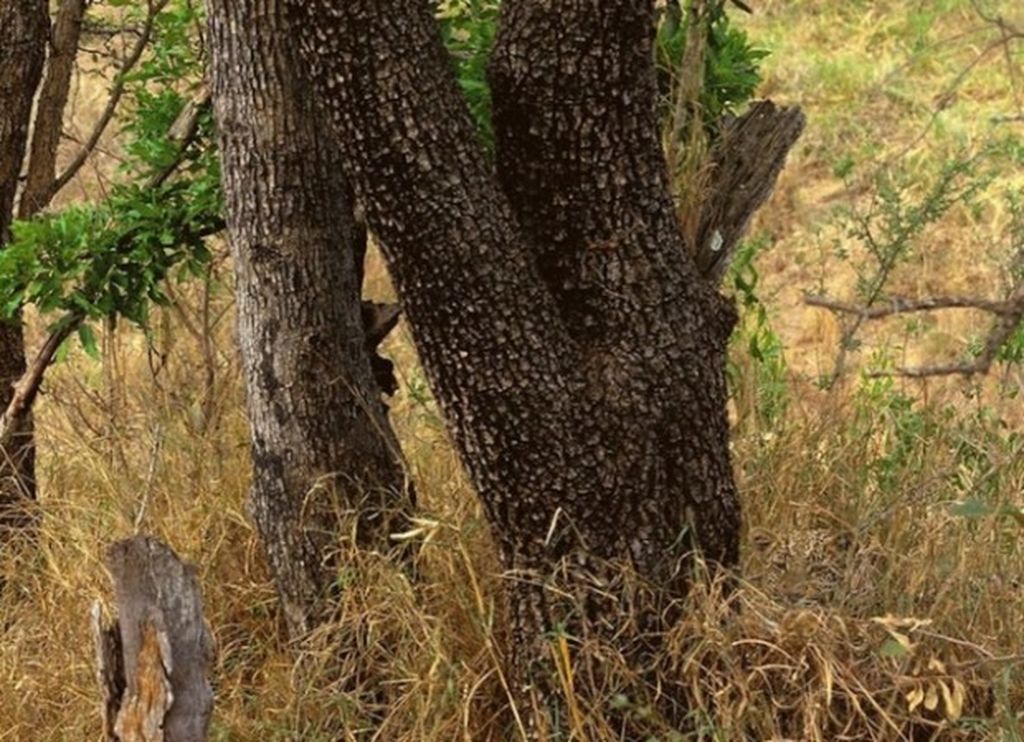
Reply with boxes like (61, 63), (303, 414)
(1, 1), (1022, 739)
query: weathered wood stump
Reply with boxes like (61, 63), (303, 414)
(92, 535), (214, 742)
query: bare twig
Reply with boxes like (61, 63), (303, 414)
(992, 112), (1024, 124)
(882, 4), (1022, 167)
(871, 293), (1023, 378)
(132, 423), (164, 531)
(969, 0), (1023, 37)
(807, 288), (1024, 380)
(884, 35), (1007, 166)
(81, 18), (145, 40)
(49, 0), (171, 201)
(805, 293), (1021, 319)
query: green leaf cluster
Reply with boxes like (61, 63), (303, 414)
(0, 174), (220, 331)
(656, 0), (769, 134)
(0, 0), (221, 356)
(437, 0), (500, 150)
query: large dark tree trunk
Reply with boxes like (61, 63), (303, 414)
(285, 0), (739, 694)
(0, 0), (48, 535)
(207, 0), (410, 638)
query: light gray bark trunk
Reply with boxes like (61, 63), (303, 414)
(207, 0), (410, 638)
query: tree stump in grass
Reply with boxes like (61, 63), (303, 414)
(93, 535), (214, 742)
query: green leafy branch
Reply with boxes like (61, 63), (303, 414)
(0, 0), (222, 447)
(436, 0), (500, 150)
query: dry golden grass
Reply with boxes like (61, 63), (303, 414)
(2, 0), (1023, 739)
(743, 0), (1024, 385)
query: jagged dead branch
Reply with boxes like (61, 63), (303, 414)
(93, 536), (214, 742)
(694, 101), (806, 283)
(659, 2), (804, 285)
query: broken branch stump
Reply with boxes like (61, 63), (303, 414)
(92, 535), (214, 742)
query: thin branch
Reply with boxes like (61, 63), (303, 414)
(151, 87), (211, 188)
(883, 4), (1022, 166)
(81, 18), (145, 40)
(872, 292), (1023, 378)
(808, 289), (1024, 380)
(49, 0), (171, 201)
(60, 129), (127, 164)
(805, 293), (1020, 319)
(969, 0), (1023, 37)
(883, 35), (1007, 166)
(0, 316), (81, 451)
(133, 422), (164, 531)
(992, 112), (1024, 124)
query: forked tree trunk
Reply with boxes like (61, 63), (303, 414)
(272, 0), (800, 732)
(284, 0), (739, 694)
(0, 0), (48, 535)
(207, 0), (410, 638)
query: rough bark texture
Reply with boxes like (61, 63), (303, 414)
(286, 0), (742, 696)
(484, 5), (746, 702)
(0, 0), (48, 531)
(488, 0), (741, 565)
(18, 0), (87, 219)
(95, 536), (214, 742)
(692, 100), (806, 282)
(207, 0), (410, 638)
(272, 0), (802, 731)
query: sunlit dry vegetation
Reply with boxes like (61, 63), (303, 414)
(1, 0), (1023, 739)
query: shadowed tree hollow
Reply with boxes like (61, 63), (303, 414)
(212, 0), (802, 729)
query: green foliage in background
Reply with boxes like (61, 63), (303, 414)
(436, 0), (769, 148)
(727, 234), (788, 430)
(437, 0), (500, 149)
(833, 153), (990, 311)
(825, 142), (1024, 382)
(0, 0), (219, 357)
(996, 189), (1024, 366)
(656, 0), (768, 134)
